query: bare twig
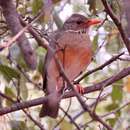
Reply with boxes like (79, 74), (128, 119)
(75, 52), (124, 84)
(0, 66), (130, 117)
(0, 91), (15, 103)
(93, 86), (105, 112)
(50, 48), (113, 130)
(20, 18), (48, 49)
(60, 107), (81, 130)
(72, 94), (109, 121)
(54, 99), (72, 129)
(22, 109), (45, 130)
(64, 66), (130, 98)
(0, 95), (48, 115)
(0, 0), (37, 69)
(0, 25), (29, 49)
(101, 0), (130, 54)
(101, 101), (130, 118)
(0, 91), (45, 130)
(0, 8), (44, 50)
(81, 119), (94, 129)
(0, 20), (128, 129)
(16, 64), (41, 89)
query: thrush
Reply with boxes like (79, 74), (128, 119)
(39, 14), (101, 118)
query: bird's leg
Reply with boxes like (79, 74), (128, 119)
(75, 84), (85, 95)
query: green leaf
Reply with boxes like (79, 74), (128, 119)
(105, 103), (119, 111)
(36, 47), (46, 56)
(92, 34), (99, 51)
(105, 103), (121, 127)
(36, 47), (46, 73)
(107, 118), (117, 127)
(106, 35), (123, 53)
(17, 55), (28, 70)
(32, 0), (43, 15)
(0, 64), (20, 82)
(4, 87), (16, 106)
(10, 120), (28, 130)
(38, 57), (44, 74)
(60, 119), (73, 130)
(111, 80), (123, 103)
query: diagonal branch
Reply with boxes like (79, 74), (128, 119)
(0, 0), (37, 69)
(53, 52), (113, 130)
(0, 92), (45, 130)
(0, 66), (130, 116)
(101, 0), (130, 54)
(75, 52), (124, 83)
(64, 66), (130, 98)
(60, 107), (81, 130)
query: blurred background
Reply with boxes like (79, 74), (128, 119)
(0, 0), (130, 130)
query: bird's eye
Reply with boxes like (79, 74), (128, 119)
(76, 21), (83, 24)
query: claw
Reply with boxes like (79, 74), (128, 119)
(75, 84), (85, 94)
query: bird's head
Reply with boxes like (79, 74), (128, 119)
(62, 14), (101, 31)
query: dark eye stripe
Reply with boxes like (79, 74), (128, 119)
(76, 21), (83, 24)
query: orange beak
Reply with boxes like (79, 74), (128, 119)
(84, 19), (101, 27)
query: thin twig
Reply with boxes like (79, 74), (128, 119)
(72, 94), (109, 122)
(0, 91), (45, 130)
(101, 0), (130, 54)
(51, 48), (113, 130)
(54, 98), (72, 129)
(0, 10), (44, 50)
(101, 101), (130, 118)
(93, 85), (105, 112)
(60, 107), (81, 130)
(23, 109), (45, 130)
(75, 52), (124, 84)
(0, 66), (130, 116)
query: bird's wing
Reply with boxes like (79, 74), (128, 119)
(40, 31), (63, 118)
(42, 31), (63, 93)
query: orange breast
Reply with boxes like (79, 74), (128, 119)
(47, 31), (93, 92)
(56, 45), (92, 81)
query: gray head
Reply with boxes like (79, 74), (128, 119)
(62, 14), (101, 31)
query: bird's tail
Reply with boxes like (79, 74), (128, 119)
(39, 103), (59, 118)
(39, 92), (61, 118)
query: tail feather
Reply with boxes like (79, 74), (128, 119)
(39, 104), (59, 118)
(39, 92), (61, 118)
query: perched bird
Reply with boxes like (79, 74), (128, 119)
(39, 14), (101, 118)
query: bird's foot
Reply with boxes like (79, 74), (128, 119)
(75, 84), (85, 94)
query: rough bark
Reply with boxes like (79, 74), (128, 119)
(0, 0), (37, 69)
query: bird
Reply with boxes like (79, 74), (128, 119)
(39, 14), (101, 118)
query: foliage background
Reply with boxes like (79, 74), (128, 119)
(0, 0), (130, 130)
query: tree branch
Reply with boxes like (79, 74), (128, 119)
(64, 66), (130, 98)
(0, 0), (37, 69)
(75, 52), (124, 83)
(0, 66), (130, 116)
(0, 91), (45, 130)
(101, 0), (130, 54)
